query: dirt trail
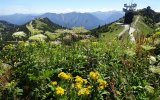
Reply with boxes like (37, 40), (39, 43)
(134, 16), (140, 27)
(118, 16), (140, 42)
(118, 25), (129, 38)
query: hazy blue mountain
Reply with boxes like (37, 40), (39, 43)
(0, 11), (124, 29)
(40, 12), (103, 29)
(0, 14), (38, 25)
(91, 11), (124, 23)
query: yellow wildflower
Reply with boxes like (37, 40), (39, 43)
(55, 86), (65, 96)
(83, 79), (88, 84)
(74, 83), (82, 89)
(89, 71), (100, 80)
(58, 72), (71, 80)
(98, 85), (105, 90)
(87, 86), (92, 89)
(75, 76), (83, 83)
(97, 79), (107, 86)
(97, 79), (107, 90)
(78, 88), (90, 96)
(51, 81), (57, 86)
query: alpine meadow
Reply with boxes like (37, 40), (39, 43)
(0, 0), (160, 100)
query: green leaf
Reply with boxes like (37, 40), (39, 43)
(149, 66), (160, 74)
(149, 56), (157, 65)
(141, 45), (156, 51)
(125, 50), (136, 57)
(145, 85), (154, 94)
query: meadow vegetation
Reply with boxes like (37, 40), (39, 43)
(0, 25), (160, 99)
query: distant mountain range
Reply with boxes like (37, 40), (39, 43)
(0, 14), (37, 25)
(0, 11), (124, 29)
(91, 11), (124, 23)
(40, 12), (103, 29)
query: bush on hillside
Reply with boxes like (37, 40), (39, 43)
(29, 34), (47, 42)
(12, 31), (27, 41)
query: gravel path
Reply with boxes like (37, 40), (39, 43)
(118, 16), (140, 42)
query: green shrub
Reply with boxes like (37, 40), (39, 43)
(12, 31), (27, 41)
(29, 34), (47, 42)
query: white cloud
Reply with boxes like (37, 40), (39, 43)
(154, 9), (160, 12)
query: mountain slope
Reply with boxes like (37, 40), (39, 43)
(91, 22), (123, 38)
(19, 18), (63, 36)
(0, 20), (16, 32)
(132, 15), (154, 35)
(137, 6), (160, 28)
(0, 20), (17, 41)
(17, 18), (91, 43)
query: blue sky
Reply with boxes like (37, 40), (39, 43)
(0, 0), (159, 15)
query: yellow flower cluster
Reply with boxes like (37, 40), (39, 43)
(74, 76), (88, 89)
(89, 71), (107, 90)
(74, 83), (82, 89)
(50, 71), (107, 97)
(75, 76), (84, 83)
(97, 79), (107, 90)
(51, 81), (57, 86)
(78, 87), (91, 96)
(55, 86), (65, 96)
(58, 72), (71, 80)
(89, 71), (100, 80)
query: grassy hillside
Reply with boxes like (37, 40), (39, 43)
(91, 14), (154, 44)
(132, 16), (154, 36)
(91, 22), (123, 38)
(0, 21), (17, 41)
(0, 21), (16, 32)
(22, 18), (64, 36)
(137, 6), (160, 27)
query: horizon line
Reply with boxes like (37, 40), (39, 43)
(0, 10), (124, 16)
(0, 8), (159, 16)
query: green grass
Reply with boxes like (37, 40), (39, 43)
(135, 16), (154, 35)
(26, 21), (43, 35)
(25, 18), (63, 36)
(100, 23), (123, 39)
(44, 31), (62, 41)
